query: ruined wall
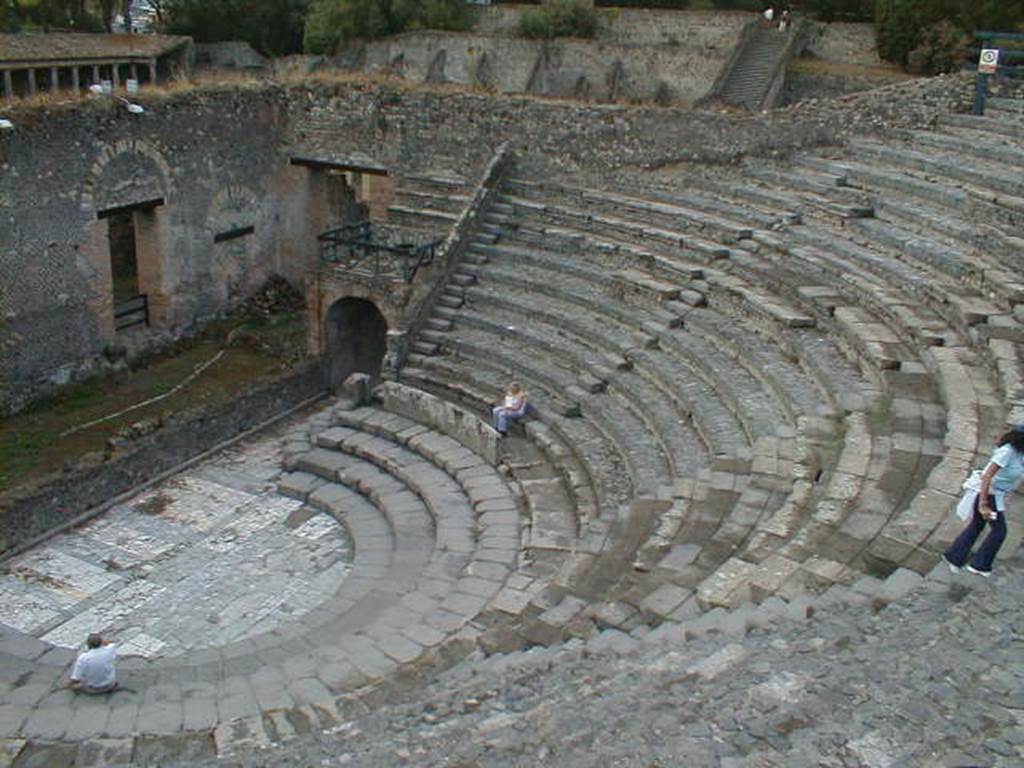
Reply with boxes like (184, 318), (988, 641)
(363, 30), (736, 105)
(804, 22), (880, 66)
(0, 90), (341, 415)
(473, 6), (750, 48)
(0, 73), (975, 415)
(288, 74), (974, 178)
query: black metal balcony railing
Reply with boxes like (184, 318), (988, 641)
(114, 294), (149, 331)
(318, 221), (443, 283)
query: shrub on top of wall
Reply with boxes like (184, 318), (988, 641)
(519, 0), (600, 39)
(305, 0), (472, 54)
(875, 0), (1024, 69)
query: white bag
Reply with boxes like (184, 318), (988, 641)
(956, 470), (983, 521)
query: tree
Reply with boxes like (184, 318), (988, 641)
(159, 0), (310, 56)
(304, 0), (471, 55)
(876, 0), (1024, 67)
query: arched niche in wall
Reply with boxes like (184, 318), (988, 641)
(206, 184), (262, 309)
(81, 138), (174, 335)
(323, 297), (388, 389)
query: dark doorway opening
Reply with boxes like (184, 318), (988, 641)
(108, 211), (139, 304)
(324, 298), (388, 389)
(99, 198), (163, 331)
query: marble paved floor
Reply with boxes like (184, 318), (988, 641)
(0, 416), (353, 660)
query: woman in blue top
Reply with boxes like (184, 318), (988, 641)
(944, 426), (1024, 577)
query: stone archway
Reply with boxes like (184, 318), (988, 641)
(323, 297), (388, 389)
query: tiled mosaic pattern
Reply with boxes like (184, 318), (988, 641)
(0, 420), (353, 658)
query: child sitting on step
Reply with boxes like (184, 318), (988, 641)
(493, 382), (527, 436)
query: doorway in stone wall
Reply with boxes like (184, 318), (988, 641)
(324, 298), (388, 389)
(108, 211), (140, 304)
(99, 198), (163, 331)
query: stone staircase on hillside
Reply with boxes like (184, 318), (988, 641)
(716, 23), (795, 111)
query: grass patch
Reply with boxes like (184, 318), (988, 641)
(789, 58), (914, 84)
(0, 315), (307, 495)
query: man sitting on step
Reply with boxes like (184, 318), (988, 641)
(69, 633), (119, 694)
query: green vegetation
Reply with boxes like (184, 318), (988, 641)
(519, 0), (599, 40)
(802, 0), (873, 22)
(158, 0), (309, 56)
(876, 0), (1024, 72)
(3, 0), (111, 31)
(304, 0), (472, 55)
(0, 314), (306, 494)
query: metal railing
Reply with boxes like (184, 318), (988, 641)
(318, 221), (443, 283)
(968, 31), (1024, 115)
(114, 294), (149, 331)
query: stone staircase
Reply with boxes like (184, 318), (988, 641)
(386, 173), (469, 239)
(716, 23), (794, 111)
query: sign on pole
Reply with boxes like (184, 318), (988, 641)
(979, 49), (999, 74)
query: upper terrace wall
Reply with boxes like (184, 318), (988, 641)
(362, 10), (750, 105)
(363, 29), (739, 105)
(474, 6), (750, 47)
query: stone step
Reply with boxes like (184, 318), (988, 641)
(463, 251), (489, 266)
(387, 204), (460, 223)
(402, 172), (468, 191)
(848, 138), (1024, 201)
(426, 316), (452, 332)
(420, 329), (447, 345)
(939, 112), (1024, 141)
(451, 272), (478, 287)
(411, 340), (440, 356)
(437, 293), (463, 309)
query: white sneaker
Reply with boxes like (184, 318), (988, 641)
(966, 565), (992, 578)
(942, 556), (962, 574)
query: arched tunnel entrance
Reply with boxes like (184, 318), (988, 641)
(324, 298), (388, 389)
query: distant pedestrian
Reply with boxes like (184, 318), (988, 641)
(492, 382), (527, 436)
(944, 426), (1024, 577)
(69, 633), (118, 693)
(779, 8), (791, 31)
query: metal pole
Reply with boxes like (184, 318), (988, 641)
(972, 72), (989, 116)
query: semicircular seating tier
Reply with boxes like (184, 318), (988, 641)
(403, 106), (1023, 629)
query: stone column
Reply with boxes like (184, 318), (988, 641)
(71, 67), (80, 92)
(305, 275), (323, 358)
(92, 64), (100, 85)
(50, 67), (59, 93)
(81, 218), (116, 342)
(130, 63), (138, 82)
(2, 70), (12, 101)
(111, 62), (120, 89)
(27, 68), (36, 94)
(148, 59), (157, 84)
(133, 207), (169, 328)
(383, 329), (408, 381)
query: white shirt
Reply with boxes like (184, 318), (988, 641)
(71, 644), (117, 689)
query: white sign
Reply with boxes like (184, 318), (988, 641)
(125, 78), (139, 94)
(979, 48), (999, 74)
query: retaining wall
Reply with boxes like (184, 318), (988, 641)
(0, 362), (324, 556)
(362, 10), (750, 105)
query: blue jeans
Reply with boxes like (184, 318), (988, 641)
(944, 494), (1007, 573)
(492, 404), (526, 433)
